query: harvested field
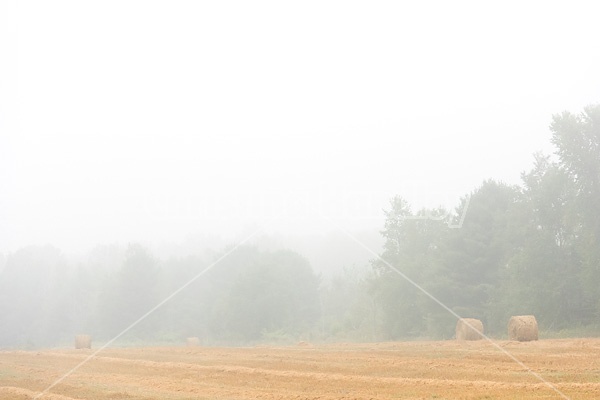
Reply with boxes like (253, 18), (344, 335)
(1, 338), (600, 399)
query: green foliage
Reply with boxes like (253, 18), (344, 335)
(368, 104), (600, 340)
(371, 197), (455, 339)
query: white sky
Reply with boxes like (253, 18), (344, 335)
(1, 1), (599, 254)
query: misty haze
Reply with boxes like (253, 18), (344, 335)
(1, 1), (600, 399)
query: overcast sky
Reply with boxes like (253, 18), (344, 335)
(1, 1), (599, 254)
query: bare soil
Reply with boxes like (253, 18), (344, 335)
(1, 338), (600, 399)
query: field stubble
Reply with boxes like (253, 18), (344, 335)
(1, 338), (600, 399)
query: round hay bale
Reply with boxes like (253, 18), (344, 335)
(455, 318), (484, 340)
(508, 315), (538, 341)
(186, 337), (200, 347)
(75, 335), (91, 349)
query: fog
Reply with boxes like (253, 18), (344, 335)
(1, 1), (600, 348)
(3, 1), (598, 254)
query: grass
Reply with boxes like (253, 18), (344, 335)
(540, 324), (600, 339)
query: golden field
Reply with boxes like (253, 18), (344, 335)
(1, 338), (600, 399)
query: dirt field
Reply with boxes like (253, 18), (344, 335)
(1, 338), (600, 399)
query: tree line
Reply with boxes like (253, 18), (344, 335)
(0, 244), (320, 347)
(367, 104), (600, 339)
(0, 105), (598, 348)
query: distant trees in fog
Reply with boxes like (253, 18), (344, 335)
(0, 105), (598, 348)
(0, 244), (320, 347)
